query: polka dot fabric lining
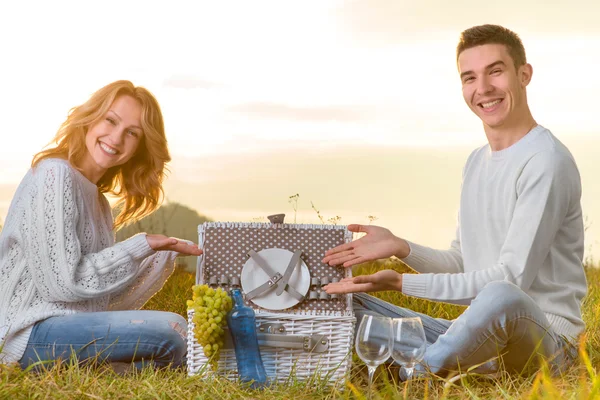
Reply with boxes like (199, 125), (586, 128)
(198, 222), (352, 314)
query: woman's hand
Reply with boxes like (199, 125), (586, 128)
(146, 234), (203, 256)
(322, 224), (409, 268)
(323, 270), (403, 294)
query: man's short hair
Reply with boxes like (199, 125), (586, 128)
(457, 24), (527, 69)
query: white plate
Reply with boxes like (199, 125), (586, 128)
(240, 248), (311, 310)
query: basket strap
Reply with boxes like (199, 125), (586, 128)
(258, 333), (329, 353)
(275, 250), (303, 296)
(222, 329), (330, 353)
(245, 272), (283, 300)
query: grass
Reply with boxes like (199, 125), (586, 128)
(1, 259), (599, 399)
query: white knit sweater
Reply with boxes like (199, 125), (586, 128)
(401, 125), (587, 339)
(0, 158), (178, 364)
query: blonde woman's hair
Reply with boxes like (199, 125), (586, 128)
(32, 80), (171, 230)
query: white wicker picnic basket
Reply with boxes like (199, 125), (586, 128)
(187, 216), (356, 385)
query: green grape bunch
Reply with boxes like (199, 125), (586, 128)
(187, 284), (233, 369)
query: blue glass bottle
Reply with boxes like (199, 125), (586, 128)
(226, 288), (268, 389)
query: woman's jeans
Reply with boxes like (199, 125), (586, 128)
(353, 281), (577, 377)
(18, 310), (188, 371)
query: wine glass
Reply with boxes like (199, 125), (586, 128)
(391, 317), (426, 381)
(355, 315), (393, 393)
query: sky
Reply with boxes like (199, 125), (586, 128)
(0, 0), (599, 261)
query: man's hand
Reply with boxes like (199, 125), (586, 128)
(323, 270), (403, 294)
(322, 224), (409, 268)
(146, 234), (203, 256)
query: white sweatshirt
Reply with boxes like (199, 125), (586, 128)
(0, 158), (178, 364)
(401, 125), (587, 339)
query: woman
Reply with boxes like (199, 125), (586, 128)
(0, 80), (202, 371)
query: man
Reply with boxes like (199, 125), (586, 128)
(323, 24), (587, 378)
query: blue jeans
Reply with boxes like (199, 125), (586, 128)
(18, 310), (188, 371)
(353, 281), (577, 377)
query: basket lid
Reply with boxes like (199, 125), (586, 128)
(196, 221), (353, 315)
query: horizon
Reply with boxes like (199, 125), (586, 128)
(2, 141), (599, 263)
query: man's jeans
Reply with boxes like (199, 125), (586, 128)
(18, 310), (188, 371)
(353, 281), (577, 377)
